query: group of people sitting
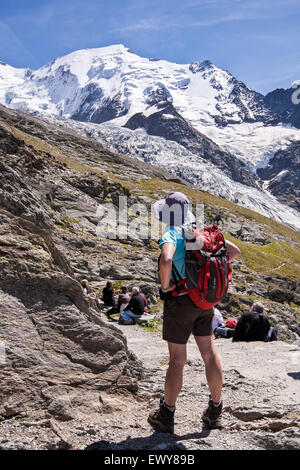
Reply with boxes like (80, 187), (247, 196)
(101, 281), (148, 325)
(213, 301), (277, 342)
(81, 278), (277, 341)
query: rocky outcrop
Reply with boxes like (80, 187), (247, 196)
(264, 87), (300, 129)
(0, 114), (144, 425)
(0, 208), (143, 420)
(63, 173), (131, 206)
(72, 88), (129, 124)
(257, 140), (300, 211)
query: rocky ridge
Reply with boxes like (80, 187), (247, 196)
(264, 86), (300, 129)
(257, 140), (300, 212)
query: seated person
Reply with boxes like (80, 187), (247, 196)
(232, 302), (274, 342)
(105, 286), (130, 318)
(117, 286), (130, 312)
(102, 281), (116, 307)
(139, 291), (148, 312)
(213, 308), (236, 338)
(81, 279), (92, 295)
(212, 307), (224, 333)
(119, 287), (145, 324)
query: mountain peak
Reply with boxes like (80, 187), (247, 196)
(40, 44), (130, 69)
(189, 59), (214, 73)
(63, 43), (130, 59)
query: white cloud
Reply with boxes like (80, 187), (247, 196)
(110, 18), (165, 34)
(109, 0), (300, 37)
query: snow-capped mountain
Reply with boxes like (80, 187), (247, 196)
(1, 44), (299, 163)
(0, 44), (299, 229)
(0, 45), (277, 125)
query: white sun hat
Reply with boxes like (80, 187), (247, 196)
(153, 192), (195, 226)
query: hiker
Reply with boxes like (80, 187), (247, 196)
(105, 286), (130, 318)
(119, 287), (145, 325)
(148, 191), (241, 432)
(117, 286), (131, 312)
(81, 279), (92, 295)
(212, 307), (224, 333)
(102, 281), (116, 307)
(232, 302), (276, 342)
(140, 291), (148, 312)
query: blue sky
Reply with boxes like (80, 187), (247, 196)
(0, 0), (299, 94)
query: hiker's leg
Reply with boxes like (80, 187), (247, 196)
(120, 309), (141, 324)
(121, 309), (133, 321)
(194, 335), (223, 404)
(126, 311), (141, 323)
(107, 306), (117, 315)
(164, 342), (187, 407)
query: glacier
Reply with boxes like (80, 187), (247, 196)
(49, 116), (300, 232)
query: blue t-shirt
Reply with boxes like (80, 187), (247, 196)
(159, 225), (186, 280)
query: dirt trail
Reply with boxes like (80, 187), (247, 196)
(1, 319), (299, 450)
(83, 320), (300, 450)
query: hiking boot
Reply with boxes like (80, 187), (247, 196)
(118, 317), (134, 325)
(123, 319), (135, 325)
(148, 398), (175, 433)
(202, 396), (223, 429)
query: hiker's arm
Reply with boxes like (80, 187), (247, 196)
(160, 243), (176, 292)
(225, 240), (241, 260)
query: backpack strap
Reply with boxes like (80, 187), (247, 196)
(158, 253), (182, 287)
(171, 262), (183, 282)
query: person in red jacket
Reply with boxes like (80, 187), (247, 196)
(139, 291), (148, 312)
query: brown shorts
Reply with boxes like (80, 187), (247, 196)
(163, 294), (214, 344)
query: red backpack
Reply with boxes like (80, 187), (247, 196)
(172, 225), (232, 309)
